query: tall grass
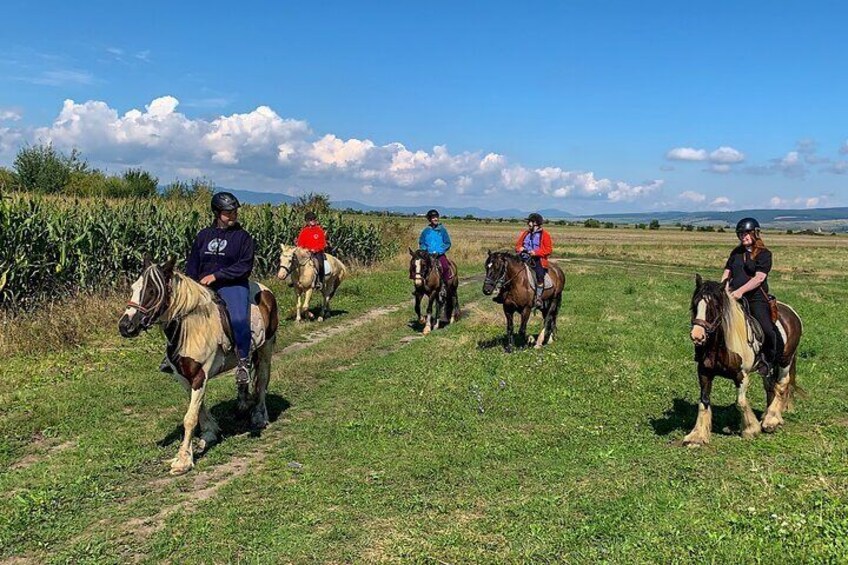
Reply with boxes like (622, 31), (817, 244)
(0, 194), (397, 309)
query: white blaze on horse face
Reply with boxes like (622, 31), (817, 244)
(414, 258), (423, 285)
(691, 298), (708, 343)
(124, 276), (144, 318)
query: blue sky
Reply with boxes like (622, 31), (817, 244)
(1, 0), (846, 213)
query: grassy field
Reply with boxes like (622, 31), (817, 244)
(1, 225), (847, 563)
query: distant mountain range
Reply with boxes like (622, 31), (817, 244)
(227, 188), (848, 230)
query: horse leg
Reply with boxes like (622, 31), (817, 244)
(303, 287), (315, 320)
(433, 292), (443, 330)
(423, 294), (434, 335)
(414, 293), (424, 325)
(295, 290), (303, 323)
(449, 289), (459, 324)
(250, 340), (273, 430)
(683, 373), (713, 446)
(736, 372), (761, 439)
(171, 377), (207, 475)
(197, 400), (220, 454)
(318, 289), (329, 322)
(519, 306), (531, 346)
(505, 309), (514, 353)
(762, 360), (792, 433)
(534, 304), (552, 350)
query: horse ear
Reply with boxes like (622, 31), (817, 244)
(162, 256), (176, 276)
(280, 243), (285, 251)
(408, 247), (415, 256)
(695, 273), (703, 288)
(487, 249), (492, 257)
(142, 253), (152, 269)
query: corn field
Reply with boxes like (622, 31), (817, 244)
(0, 194), (397, 309)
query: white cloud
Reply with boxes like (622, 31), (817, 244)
(9, 95), (663, 206)
(708, 146), (745, 163)
(706, 164), (732, 174)
(772, 151), (806, 178)
(840, 141), (848, 155)
(709, 196), (732, 209)
(678, 191), (707, 203)
(826, 161), (848, 174)
(22, 69), (95, 86)
(768, 195), (828, 208)
(0, 109), (22, 121)
(666, 147), (707, 161)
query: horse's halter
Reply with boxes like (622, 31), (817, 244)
(413, 254), (433, 284)
(278, 250), (309, 279)
(126, 266), (171, 330)
(484, 255), (508, 291)
(691, 295), (723, 336)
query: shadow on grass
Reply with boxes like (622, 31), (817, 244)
(650, 397), (763, 437)
(286, 308), (349, 321)
(157, 393), (290, 452)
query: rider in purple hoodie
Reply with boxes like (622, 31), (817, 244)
(182, 192), (255, 385)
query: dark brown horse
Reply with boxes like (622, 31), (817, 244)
(482, 251), (565, 352)
(686, 274), (803, 445)
(409, 248), (460, 334)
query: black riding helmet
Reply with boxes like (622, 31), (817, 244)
(735, 217), (760, 236)
(304, 211), (317, 222)
(211, 192), (241, 213)
(426, 209), (440, 220)
(526, 212), (544, 226)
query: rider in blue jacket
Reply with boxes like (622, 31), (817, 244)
(416, 209), (453, 299)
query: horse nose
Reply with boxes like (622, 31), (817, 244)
(118, 314), (136, 337)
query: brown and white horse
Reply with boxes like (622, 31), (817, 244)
(118, 257), (278, 475)
(482, 251), (565, 352)
(277, 245), (347, 322)
(409, 248), (460, 335)
(686, 274), (802, 445)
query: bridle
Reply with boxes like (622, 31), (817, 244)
(126, 267), (171, 330)
(691, 294), (723, 336)
(278, 250), (309, 279)
(413, 253), (434, 285)
(484, 254), (523, 293)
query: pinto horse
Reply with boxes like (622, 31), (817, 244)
(409, 248), (459, 335)
(277, 245), (347, 322)
(482, 251), (565, 352)
(118, 257), (278, 475)
(686, 274), (803, 445)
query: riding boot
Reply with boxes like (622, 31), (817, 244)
(534, 284), (544, 309)
(756, 356), (772, 377)
(159, 356), (174, 374)
(235, 357), (251, 385)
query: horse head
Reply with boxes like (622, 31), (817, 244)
(119, 255), (175, 338)
(409, 248), (434, 289)
(690, 273), (726, 347)
(482, 251), (507, 295)
(277, 244), (296, 281)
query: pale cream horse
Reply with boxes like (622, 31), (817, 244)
(277, 244), (348, 322)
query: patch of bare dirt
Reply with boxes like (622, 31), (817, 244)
(280, 305), (403, 355)
(10, 438), (76, 472)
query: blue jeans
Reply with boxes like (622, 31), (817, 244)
(217, 282), (251, 360)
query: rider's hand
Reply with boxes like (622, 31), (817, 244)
(730, 289), (744, 300)
(200, 274), (216, 286)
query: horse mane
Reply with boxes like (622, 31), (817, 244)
(162, 272), (223, 357)
(694, 279), (756, 367)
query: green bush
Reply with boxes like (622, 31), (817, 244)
(584, 218), (601, 228)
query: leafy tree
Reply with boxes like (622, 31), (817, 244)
(123, 168), (158, 197)
(13, 143), (85, 193)
(294, 192), (332, 218)
(649, 219), (660, 230)
(584, 218), (601, 228)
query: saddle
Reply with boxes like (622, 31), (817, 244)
(214, 283), (267, 354)
(522, 264), (554, 290)
(741, 298), (786, 365)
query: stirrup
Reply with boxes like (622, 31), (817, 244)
(159, 357), (174, 374)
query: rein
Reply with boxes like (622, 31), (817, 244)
(485, 256), (524, 293)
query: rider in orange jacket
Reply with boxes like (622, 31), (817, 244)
(515, 212), (553, 308)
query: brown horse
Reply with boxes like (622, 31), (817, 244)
(409, 248), (459, 334)
(118, 257), (278, 475)
(482, 251), (565, 352)
(686, 274), (803, 445)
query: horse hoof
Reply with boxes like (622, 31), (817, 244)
(534, 343), (543, 350)
(761, 416), (783, 433)
(419, 317), (426, 325)
(682, 433), (708, 447)
(317, 316), (324, 322)
(169, 458), (194, 476)
(741, 428), (760, 440)
(422, 327), (431, 335)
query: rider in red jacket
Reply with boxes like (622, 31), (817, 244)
(296, 211), (328, 289)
